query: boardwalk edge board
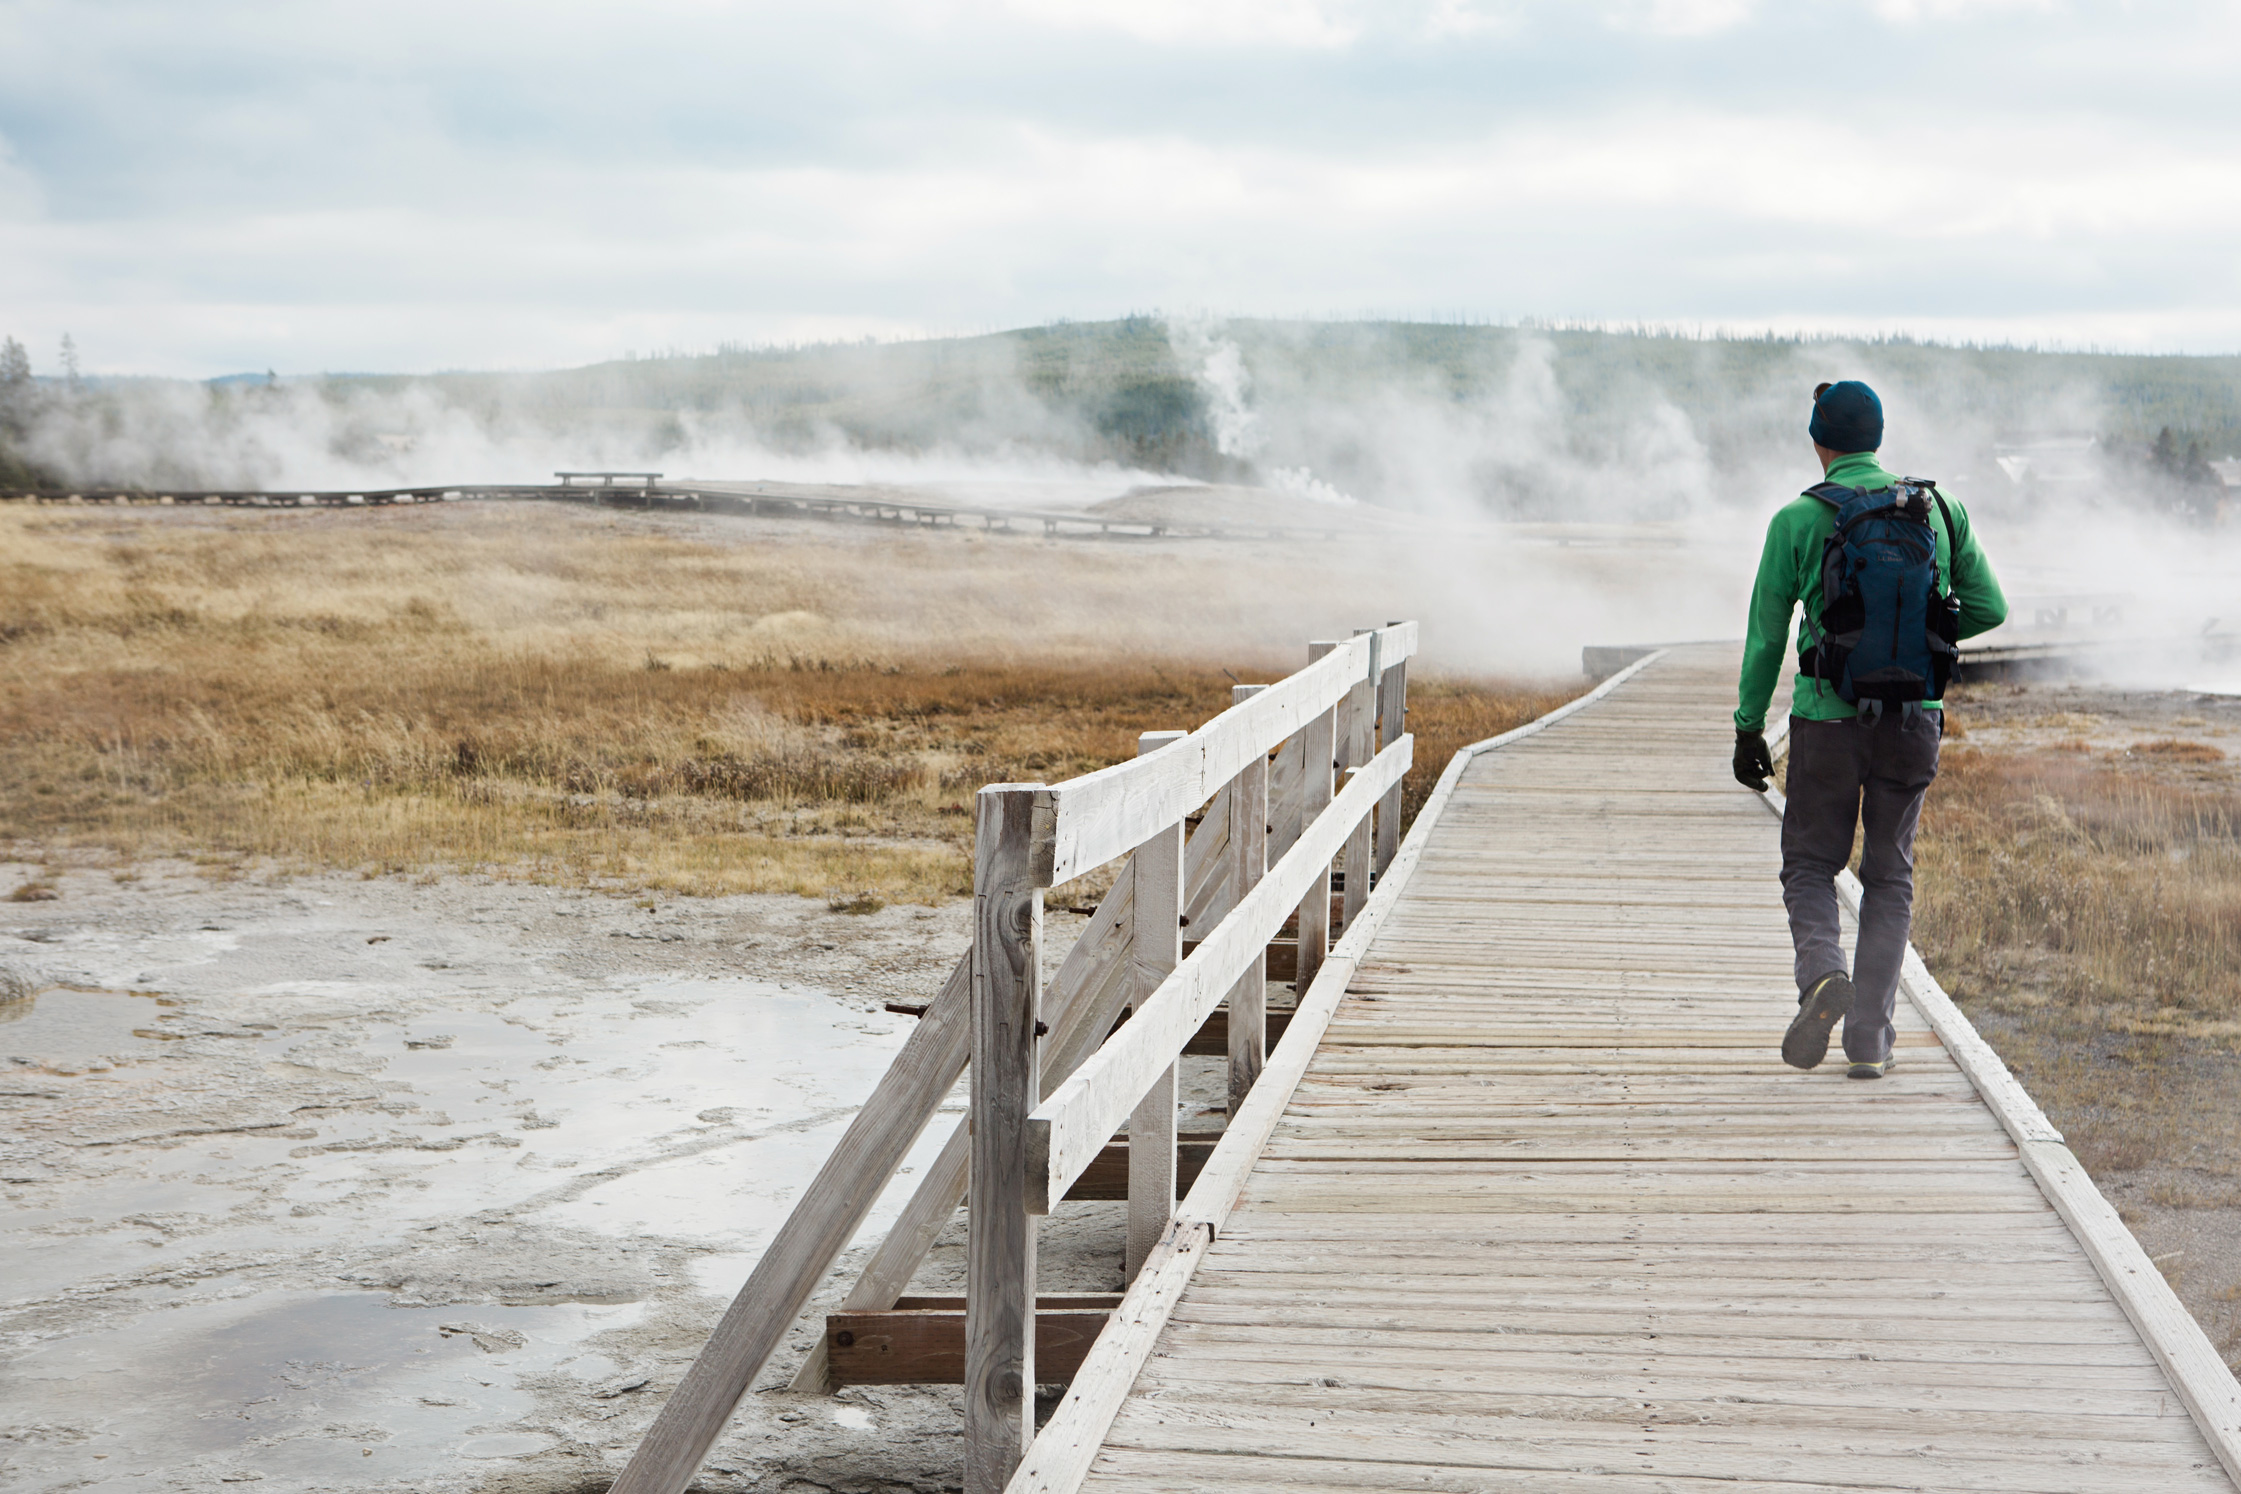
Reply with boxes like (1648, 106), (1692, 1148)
(1759, 747), (2241, 1487)
(1003, 652), (1674, 1494)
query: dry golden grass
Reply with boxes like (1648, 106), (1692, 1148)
(0, 502), (1574, 900)
(1907, 736), (2241, 1206)
(1913, 745), (2241, 1023)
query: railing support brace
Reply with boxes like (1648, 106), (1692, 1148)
(1374, 625), (1411, 878)
(1295, 644), (1340, 995)
(1225, 686), (1270, 1115)
(1339, 631), (1377, 931)
(1126, 732), (1186, 1281)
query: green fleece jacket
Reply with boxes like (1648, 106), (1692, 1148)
(1734, 452), (2009, 733)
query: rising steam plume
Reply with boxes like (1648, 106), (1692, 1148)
(4, 318), (2237, 513)
(4, 318), (2239, 681)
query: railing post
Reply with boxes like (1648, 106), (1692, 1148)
(966, 784), (1043, 1494)
(1226, 686), (1270, 1113)
(1339, 631), (1377, 932)
(1126, 731), (1186, 1281)
(1296, 643), (1341, 995)
(1374, 625), (1411, 878)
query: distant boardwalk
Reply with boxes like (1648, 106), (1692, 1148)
(1078, 646), (2239, 1493)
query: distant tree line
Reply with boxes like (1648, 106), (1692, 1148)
(2102, 424), (2229, 524)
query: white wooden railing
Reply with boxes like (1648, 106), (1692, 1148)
(964, 623), (1417, 1492)
(607, 624), (1415, 1494)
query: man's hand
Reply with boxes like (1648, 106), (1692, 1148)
(1733, 729), (1774, 792)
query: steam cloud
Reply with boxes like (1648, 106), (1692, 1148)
(3, 319), (2237, 681)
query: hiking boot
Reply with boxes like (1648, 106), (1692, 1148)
(1782, 972), (1854, 1070)
(1847, 1053), (1898, 1080)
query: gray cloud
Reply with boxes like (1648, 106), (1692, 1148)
(3, 1), (2237, 375)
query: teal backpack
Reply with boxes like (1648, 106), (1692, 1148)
(1800, 478), (1962, 711)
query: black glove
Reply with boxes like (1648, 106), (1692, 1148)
(1733, 729), (1773, 792)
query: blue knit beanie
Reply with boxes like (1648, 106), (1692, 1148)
(1808, 380), (1883, 453)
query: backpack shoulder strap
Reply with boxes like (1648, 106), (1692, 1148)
(1928, 486), (1960, 558)
(1803, 481), (1854, 507)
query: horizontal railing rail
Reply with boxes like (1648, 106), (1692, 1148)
(1025, 734), (1410, 1213)
(1029, 623), (1417, 885)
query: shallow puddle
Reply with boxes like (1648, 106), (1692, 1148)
(2, 974), (953, 1491)
(3, 1288), (636, 1488)
(0, 986), (165, 1074)
(260, 979), (927, 1233)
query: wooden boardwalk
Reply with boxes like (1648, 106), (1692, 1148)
(1077, 646), (2239, 1493)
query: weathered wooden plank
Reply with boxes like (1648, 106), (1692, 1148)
(1179, 1006), (1291, 1056)
(1372, 649), (1407, 877)
(1135, 1340), (2179, 1398)
(1232, 1191), (2051, 1215)
(1176, 1281), (2132, 1318)
(1126, 732), (1186, 1284)
(1063, 1451), (1997, 1494)
(1224, 692), (1270, 1115)
(966, 785), (1042, 1494)
(1248, 1137), (2019, 1162)
(1210, 1218), (2079, 1254)
(1240, 1158), (2045, 1183)
(828, 1300), (1117, 1388)
(1180, 782), (1232, 929)
(1083, 1444), (2229, 1494)
(1188, 1257), (2112, 1292)
(1181, 937), (1297, 983)
(1123, 1374), (2205, 1442)
(1266, 728), (1305, 861)
(1082, 1452), (1809, 1494)
(1195, 1246), (2097, 1276)
(1294, 646), (1339, 998)
(1337, 645), (1375, 933)
(1154, 1317), (2165, 1369)
(1064, 1136), (1216, 1201)
(1094, 1406), (2233, 1489)
(1039, 623), (1414, 884)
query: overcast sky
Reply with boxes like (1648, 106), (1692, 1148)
(2, 0), (2237, 377)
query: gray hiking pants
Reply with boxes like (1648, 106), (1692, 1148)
(1780, 709), (1942, 1064)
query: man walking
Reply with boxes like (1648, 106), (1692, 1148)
(1732, 380), (2008, 1078)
